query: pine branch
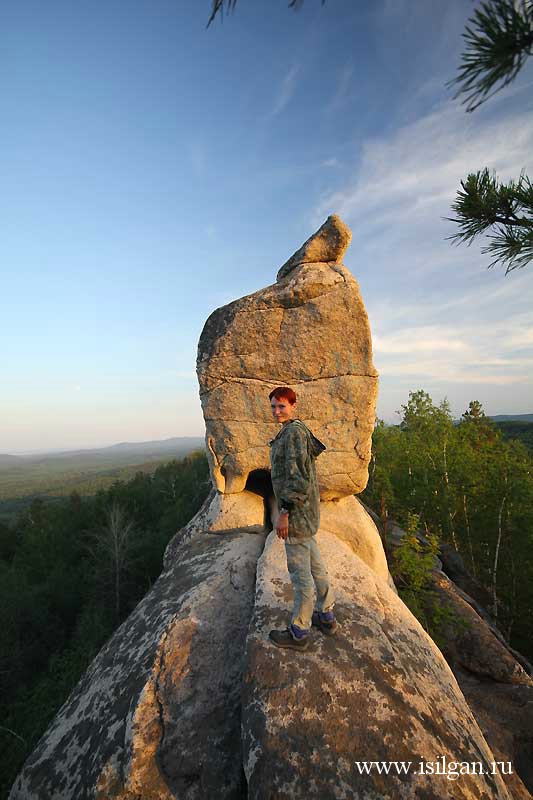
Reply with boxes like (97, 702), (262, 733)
(207, 0), (316, 27)
(448, 0), (533, 112)
(207, 0), (238, 27)
(447, 169), (533, 273)
(485, 226), (533, 273)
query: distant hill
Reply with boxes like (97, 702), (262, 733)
(0, 437), (205, 522)
(0, 437), (204, 466)
(490, 413), (533, 423)
(0, 454), (23, 466)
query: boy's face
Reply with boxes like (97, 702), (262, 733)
(270, 396), (297, 424)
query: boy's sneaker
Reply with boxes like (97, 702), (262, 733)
(269, 627), (310, 651)
(312, 610), (337, 636)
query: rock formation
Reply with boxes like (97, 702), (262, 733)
(197, 214), (378, 499)
(10, 215), (529, 800)
(243, 530), (511, 799)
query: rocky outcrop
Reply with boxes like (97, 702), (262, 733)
(10, 493), (266, 800)
(11, 214), (529, 800)
(242, 530), (511, 799)
(427, 573), (533, 799)
(431, 571), (532, 686)
(197, 215), (378, 499)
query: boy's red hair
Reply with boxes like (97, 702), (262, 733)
(268, 386), (297, 405)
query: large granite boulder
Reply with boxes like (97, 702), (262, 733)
(197, 215), (378, 499)
(319, 495), (390, 584)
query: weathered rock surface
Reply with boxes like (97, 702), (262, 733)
(427, 573), (533, 799)
(319, 495), (390, 584)
(431, 571), (532, 686)
(10, 492), (266, 800)
(198, 216), (378, 498)
(455, 667), (533, 800)
(242, 530), (511, 800)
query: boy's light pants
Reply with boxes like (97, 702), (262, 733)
(285, 536), (335, 632)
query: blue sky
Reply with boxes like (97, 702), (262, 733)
(2, 0), (532, 452)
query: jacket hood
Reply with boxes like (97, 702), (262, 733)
(270, 419), (326, 459)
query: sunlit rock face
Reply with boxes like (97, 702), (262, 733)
(197, 214), (379, 499)
(242, 530), (512, 800)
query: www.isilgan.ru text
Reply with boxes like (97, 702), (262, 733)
(354, 756), (513, 781)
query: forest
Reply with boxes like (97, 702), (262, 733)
(0, 451), (211, 798)
(361, 392), (533, 662)
(1, 394), (532, 796)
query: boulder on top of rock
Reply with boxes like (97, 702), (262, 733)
(197, 215), (378, 498)
(277, 214), (352, 280)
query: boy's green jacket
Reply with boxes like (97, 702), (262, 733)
(269, 419), (326, 540)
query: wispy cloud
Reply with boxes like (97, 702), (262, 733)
(327, 63), (354, 113)
(321, 157), (340, 168)
(271, 64), (301, 117)
(373, 315), (533, 390)
(314, 101), (533, 234)
(374, 327), (468, 355)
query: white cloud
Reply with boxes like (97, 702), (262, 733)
(373, 315), (533, 388)
(374, 327), (468, 355)
(321, 158), (340, 168)
(271, 64), (301, 116)
(327, 63), (354, 112)
(314, 101), (533, 234)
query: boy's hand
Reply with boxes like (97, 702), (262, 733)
(276, 511), (289, 540)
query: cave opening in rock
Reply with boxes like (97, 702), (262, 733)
(245, 469), (275, 532)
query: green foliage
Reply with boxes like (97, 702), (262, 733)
(448, 168), (533, 274)
(390, 513), (467, 650)
(447, 2), (533, 272)
(448, 0), (533, 112)
(495, 419), (533, 453)
(363, 392), (533, 662)
(207, 0), (317, 26)
(392, 514), (436, 599)
(0, 451), (210, 797)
